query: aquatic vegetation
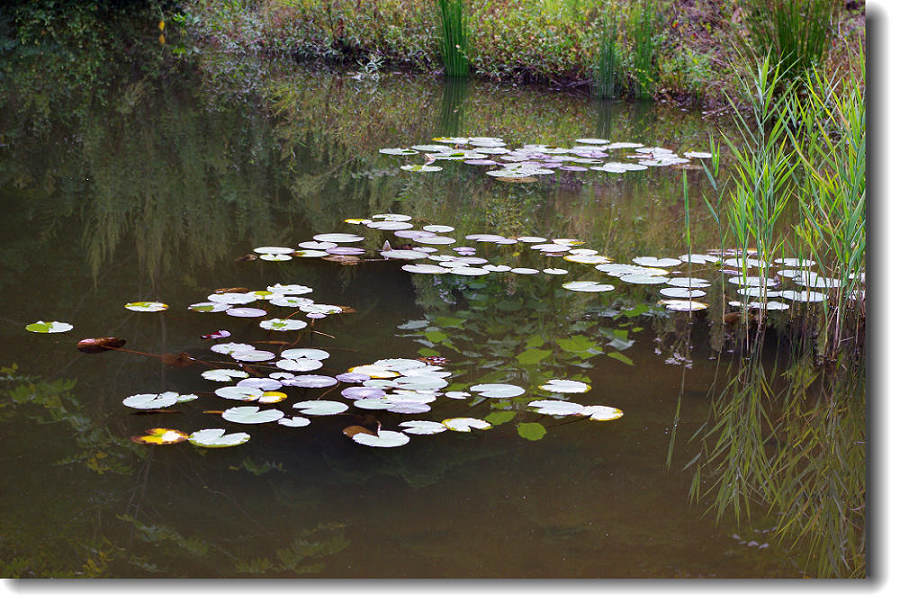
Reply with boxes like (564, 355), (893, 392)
(437, 0), (470, 78)
(130, 428), (189, 445)
(25, 321), (73, 334)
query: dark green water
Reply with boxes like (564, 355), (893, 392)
(0, 20), (864, 578)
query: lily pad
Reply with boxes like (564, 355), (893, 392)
(215, 386), (263, 402)
(226, 307), (267, 318)
(201, 369), (250, 382)
(188, 428), (251, 448)
(352, 430), (410, 447)
(658, 299), (709, 311)
(283, 374), (338, 388)
(237, 378), (282, 391)
(231, 349), (276, 362)
(442, 417), (493, 432)
(210, 342), (255, 355)
(562, 281), (614, 293)
(25, 321), (73, 333)
(580, 405), (624, 421)
(659, 288), (707, 298)
(123, 392), (180, 409)
(402, 264), (449, 274)
(400, 164), (443, 172)
(540, 379), (591, 394)
(188, 302), (231, 312)
(222, 406), (284, 424)
(131, 428), (188, 445)
(259, 319), (308, 331)
(528, 400), (585, 416)
(124, 301), (168, 312)
(278, 416), (312, 428)
(633, 256), (682, 268)
(313, 233), (364, 244)
(292, 400), (349, 416)
(470, 383), (525, 398)
(517, 422), (547, 441)
(379, 147), (419, 155)
(398, 420), (447, 435)
(253, 246), (295, 255)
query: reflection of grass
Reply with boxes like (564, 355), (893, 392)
(688, 343), (866, 577)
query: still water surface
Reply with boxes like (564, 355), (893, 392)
(0, 48), (860, 577)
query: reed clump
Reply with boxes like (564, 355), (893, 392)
(437, 0), (469, 78)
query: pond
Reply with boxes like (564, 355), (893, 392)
(0, 36), (865, 578)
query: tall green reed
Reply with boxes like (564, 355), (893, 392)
(744, 0), (837, 81)
(784, 52), (866, 355)
(626, 0), (661, 99)
(437, 0), (469, 78)
(592, 10), (620, 99)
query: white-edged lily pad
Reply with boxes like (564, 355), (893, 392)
(633, 256), (682, 268)
(470, 383), (525, 398)
(399, 420), (447, 435)
(442, 417), (493, 432)
(281, 348), (330, 361)
(231, 349), (276, 362)
(278, 416), (311, 428)
(294, 249), (329, 258)
(580, 405), (624, 421)
(666, 277), (711, 288)
(402, 263), (449, 274)
(298, 241), (337, 250)
(423, 224), (454, 233)
(253, 246), (294, 255)
(313, 233), (364, 244)
(352, 430), (410, 447)
(188, 428), (251, 448)
(25, 321), (73, 333)
(658, 299), (709, 311)
(444, 391), (471, 399)
(237, 378), (282, 391)
(529, 400), (585, 416)
(374, 358), (426, 371)
(401, 164), (443, 172)
(208, 292), (257, 305)
(292, 400), (348, 416)
(781, 290), (827, 303)
(562, 281), (615, 293)
(124, 301), (168, 312)
(275, 358), (323, 372)
(659, 287), (707, 298)
(222, 406), (284, 424)
(215, 386), (263, 402)
(122, 392), (179, 409)
(543, 268), (569, 275)
(226, 307), (267, 318)
(379, 147), (419, 156)
(349, 365), (400, 378)
(210, 342), (255, 355)
(540, 379), (591, 394)
(201, 369), (250, 382)
(283, 374), (338, 388)
(259, 319), (308, 331)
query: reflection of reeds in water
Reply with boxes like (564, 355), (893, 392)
(688, 338), (866, 577)
(436, 76), (469, 136)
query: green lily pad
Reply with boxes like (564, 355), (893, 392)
(124, 301), (168, 312)
(484, 411), (517, 426)
(517, 422), (547, 441)
(25, 321), (73, 333)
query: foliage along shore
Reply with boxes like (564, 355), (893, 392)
(180, 0), (865, 110)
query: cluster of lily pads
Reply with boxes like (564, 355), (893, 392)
(119, 304), (625, 448)
(234, 209), (859, 315)
(379, 136), (712, 181)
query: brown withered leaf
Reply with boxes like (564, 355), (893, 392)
(336, 305), (356, 314)
(321, 255), (362, 265)
(202, 410), (224, 415)
(77, 337), (127, 353)
(342, 425), (375, 438)
(214, 287), (250, 294)
(235, 253), (257, 262)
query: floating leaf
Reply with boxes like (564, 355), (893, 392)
(442, 418), (493, 432)
(123, 392), (179, 409)
(352, 430), (410, 447)
(400, 164), (442, 172)
(580, 405), (624, 421)
(606, 351), (634, 366)
(398, 420), (447, 435)
(275, 358), (322, 372)
(278, 416), (311, 428)
(189, 302), (230, 312)
(292, 400), (349, 416)
(258, 391), (288, 404)
(253, 246), (294, 255)
(517, 422), (547, 441)
(25, 321), (73, 334)
(231, 349), (276, 362)
(484, 411), (516, 426)
(131, 428), (188, 445)
(284, 374), (338, 388)
(516, 348), (551, 365)
(540, 379), (591, 394)
(259, 319), (308, 331)
(659, 288), (706, 299)
(201, 369), (250, 382)
(222, 406), (284, 424)
(469, 383), (525, 398)
(188, 428), (250, 448)
(657, 299), (709, 312)
(528, 400), (585, 416)
(562, 281), (614, 293)
(76, 337), (126, 353)
(124, 301), (168, 312)
(214, 386), (263, 402)
(210, 342), (255, 355)
(379, 147), (419, 156)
